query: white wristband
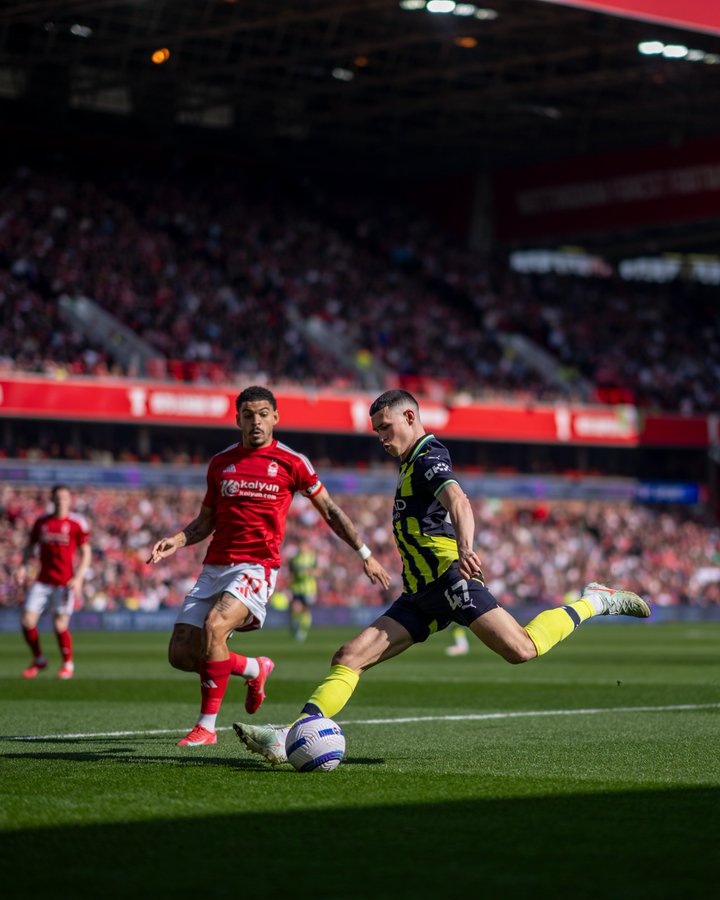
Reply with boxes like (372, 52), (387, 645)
(358, 544), (372, 561)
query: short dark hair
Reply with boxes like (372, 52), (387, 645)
(369, 389), (419, 417)
(236, 386), (277, 412)
(50, 484), (71, 500)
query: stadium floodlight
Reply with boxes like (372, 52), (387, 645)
(662, 44), (689, 58)
(453, 3), (477, 15)
(151, 48), (170, 64)
(70, 24), (93, 38)
(638, 41), (664, 55)
(686, 49), (705, 62)
(427, 1), (456, 13)
(474, 7), (498, 19)
(332, 67), (354, 81)
(399, 0), (426, 9)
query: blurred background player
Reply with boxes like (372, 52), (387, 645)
(148, 385), (391, 747)
(446, 625), (470, 657)
(289, 540), (319, 641)
(17, 484), (91, 680)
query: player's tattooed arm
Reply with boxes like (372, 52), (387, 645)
(148, 505), (215, 563)
(309, 487), (392, 588)
(310, 487), (361, 547)
(182, 506), (216, 546)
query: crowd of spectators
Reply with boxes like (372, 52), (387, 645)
(8, 162), (718, 412)
(2, 485), (718, 614)
(335, 191), (720, 413)
(2, 165), (522, 395)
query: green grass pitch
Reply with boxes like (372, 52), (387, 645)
(1, 623), (719, 899)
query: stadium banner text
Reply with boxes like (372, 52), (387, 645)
(0, 375), (709, 447)
(494, 137), (720, 240)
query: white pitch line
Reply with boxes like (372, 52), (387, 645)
(343, 702), (720, 726)
(3, 702), (718, 742)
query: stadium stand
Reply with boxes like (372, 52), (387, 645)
(2, 486), (718, 612)
(5, 163), (718, 411)
(2, 162), (718, 619)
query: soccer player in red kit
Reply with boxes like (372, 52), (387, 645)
(17, 484), (91, 680)
(148, 385), (391, 747)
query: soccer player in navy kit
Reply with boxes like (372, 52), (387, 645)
(234, 389), (651, 764)
(149, 386), (391, 746)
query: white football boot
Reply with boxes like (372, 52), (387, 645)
(583, 582), (651, 618)
(233, 721), (289, 764)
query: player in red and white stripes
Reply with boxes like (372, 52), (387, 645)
(148, 385), (391, 747)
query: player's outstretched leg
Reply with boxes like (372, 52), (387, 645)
(244, 656), (275, 714)
(233, 722), (289, 764)
(584, 582), (651, 618)
(523, 582), (651, 658)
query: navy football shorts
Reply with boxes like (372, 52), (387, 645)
(384, 562), (500, 644)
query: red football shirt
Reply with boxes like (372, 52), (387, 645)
(202, 439), (322, 568)
(30, 513), (90, 586)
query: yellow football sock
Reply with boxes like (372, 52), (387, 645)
(296, 664), (360, 721)
(524, 598), (595, 657)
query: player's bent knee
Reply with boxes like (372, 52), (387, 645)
(500, 642), (537, 665)
(331, 644), (356, 668)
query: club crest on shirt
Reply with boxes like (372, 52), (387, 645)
(267, 460), (278, 477)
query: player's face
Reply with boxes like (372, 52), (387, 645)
(371, 406), (418, 460)
(52, 488), (71, 517)
(237, 400), (279, 448)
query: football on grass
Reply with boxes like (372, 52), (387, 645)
(285, 715), (345, 772)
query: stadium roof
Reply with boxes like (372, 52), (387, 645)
(1, 1), (720, 252)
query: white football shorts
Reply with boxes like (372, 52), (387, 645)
(24, 581), (76, 618)
(175, 563), (279, 632)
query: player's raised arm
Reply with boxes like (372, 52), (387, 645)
(437, 482), (483, 580)
(147, 504), (216, 564)
(308, 485), (391, 589)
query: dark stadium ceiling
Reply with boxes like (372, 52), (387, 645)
(1, 0), (720, 253)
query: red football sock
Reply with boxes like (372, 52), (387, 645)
(229, 651), (249, 676)
(56, 629), (73, 663)
(199, 658), (233, 715)
(22, 626), (43, 660)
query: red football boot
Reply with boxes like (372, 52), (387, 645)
(245, 656), (275, 714)
(177, 725), (217, 746)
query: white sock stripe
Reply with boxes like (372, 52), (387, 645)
(2, 702), (718, 741)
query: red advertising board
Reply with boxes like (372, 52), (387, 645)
(0, 375), (709, 448)
(539, 1), (720, 36)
